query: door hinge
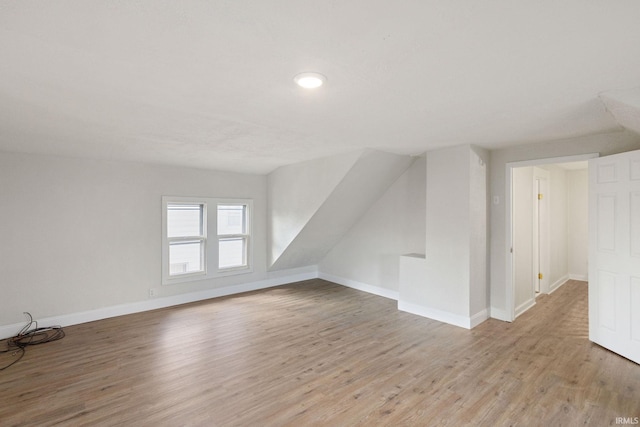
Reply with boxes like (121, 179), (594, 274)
(538, 273), (543, 280)
(538, 193), (543, 200)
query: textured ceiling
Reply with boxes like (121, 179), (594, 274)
(1, 1), (640, 174)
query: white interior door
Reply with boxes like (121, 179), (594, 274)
(533, 179), (541, 294)
(589, 149), (640, 364)
(538, 178), (550, 294)
(533, 168), (549, 295)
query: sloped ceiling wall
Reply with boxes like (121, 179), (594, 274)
(268, 150), (364, 267)
(600, 87), (640, 135)
(268, 149), (414, 271)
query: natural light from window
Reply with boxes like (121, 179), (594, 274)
(162, 197), (252, 285)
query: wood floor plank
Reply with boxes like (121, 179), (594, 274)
(0, 279), (638, 426)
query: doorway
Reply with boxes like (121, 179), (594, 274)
(506, 154), (597, 321)
(533, 168), (549, 296)
(511, 165), (550, 316)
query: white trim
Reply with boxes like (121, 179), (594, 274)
(216, 201), (252, 273)
(320, 272), (489, 329)
(470, 309), (489, 328)
(506, 153), (600, 169)
(515, 298), (536, 318)
(549, 274), (589, 293)
(162, 196), (254, 286)
(318, 272), (399, 301)
(533, 167), (550, 295)
(490, 307), (511, 322)
(0, 267), (318, 340)
(319, 272), (490, 329)
(506, 165), (515, 321)
(505, 153), (599, 322)
(549, 275), (569, 293)
(398, 300), (474, 329)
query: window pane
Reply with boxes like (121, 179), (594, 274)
(169, 241), (203, 275)
(217, 205), (245, 235)
(167, 204), (203, 238)
(219, 237), (246, 269)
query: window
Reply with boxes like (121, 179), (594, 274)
(167, 203), (206, 276)
(162, 197), (252, 284)
(217, 204), (248, 269)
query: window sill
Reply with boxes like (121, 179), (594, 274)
(162, 266), (253, 286)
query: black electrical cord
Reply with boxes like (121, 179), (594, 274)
(0, 345), (25, 371)
(0, 312), (65, 371)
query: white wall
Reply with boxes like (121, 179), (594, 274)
(318, 156), (426, 294)
(268, 150), (361, 266)
(512, 166), (534, 314)
(0, 151), (276, 327)
(0, 148), (416, 333)
(423, 145), (471, 317)
(512, 164), (569, 314)
(490, 130), (640, 320)
(567, 169), (589, 280)
(269, 150), (414, 271)
(547, 165), (569, 290)
(3, 129), (634, 331)
(469, 146), (489, 317)
(398, 144), (488, 328)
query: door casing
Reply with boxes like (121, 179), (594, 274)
(505, 153), (599, 321)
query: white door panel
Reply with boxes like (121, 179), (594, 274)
(631, 191), (640, 257)
(632, 277), (640, 343)
(589, 149), (640, 364)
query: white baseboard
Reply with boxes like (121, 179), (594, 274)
(0, 267), (319, 339)
(569, 274), (588, 282)
(319, 273), (490, 329)
(470, 309), (489, 328)
(515, 298), (536, 318)
(490, 307), (511, 322)
(549, 275), (569, 294)
(318, 272), (399, 301)
(398, 300), (475, 329)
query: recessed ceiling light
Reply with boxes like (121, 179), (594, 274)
(294, 72), (326, 89)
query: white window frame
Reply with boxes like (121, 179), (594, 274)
(162, 196), (253, 285)
(216, 202), (251, 272)
(164, 200), (207, 280)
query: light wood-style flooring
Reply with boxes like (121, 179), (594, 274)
(1, 279), (638, 426)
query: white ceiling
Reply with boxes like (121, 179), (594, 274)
(1, 1), (640, 174)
